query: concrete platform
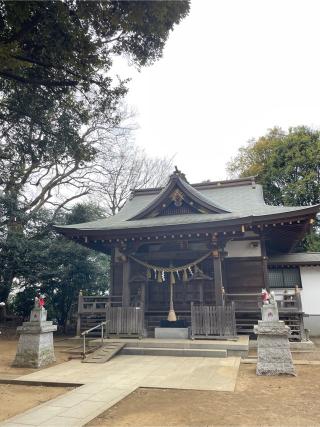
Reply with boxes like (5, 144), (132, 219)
(122, 347), (227, 357)
(91, 335), (249, 358)
(2, 355), (241, 426)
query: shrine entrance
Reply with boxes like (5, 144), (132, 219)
(126, 245), (232, 337)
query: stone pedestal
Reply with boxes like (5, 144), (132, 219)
(13, 308), (57, 368)
(254, 303), (296, 376)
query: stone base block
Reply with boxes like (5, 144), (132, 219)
(256, 362), (296, 376)
(13, 331), (56, 368)
(257, 335), (290, 349)
(30, 307), (47, 322)
(155, 327), (189, 339)
(254, 321), (290, 336)
(257, 346), (294, 363)
(255, 323), (296, 376)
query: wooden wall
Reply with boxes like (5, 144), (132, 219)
(223, 259), (264, 293)
(111, 251), (265, 308)
(147, 280), (213, 312)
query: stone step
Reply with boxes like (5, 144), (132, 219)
(90, 336), (248, 349)
(131, 340), (245, 351)
(121, 347), (227, 358)
(82, 342), (125, 364)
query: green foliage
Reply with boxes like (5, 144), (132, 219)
(0, 0), (190, 229)
(304, 231), (320, 253)
(10, 286), (35, 319)
(64, 203), (106, 225)
(9, 236), (109, 328)
(0, 0), (189, 235)
(39, 237), (109, 328)
(0, 1), (190, 89)
(5, 203), (109, 330)
(0, 1), (190, 320)
(228, 126), (320, 206)
(228, 126), (320, 251)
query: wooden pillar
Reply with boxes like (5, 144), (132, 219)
(199, 282), (204, 304)
(109, 248), (115, 296)
(144, 280), (149, 311)
(76, 291), (82, 337)
(213, 251), (224, 306)
(140, 281), (146, 309)
(260, 237), (270, 291)
(122, 258), (131, 307)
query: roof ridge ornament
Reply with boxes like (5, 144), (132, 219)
(172, 166), (188, 182)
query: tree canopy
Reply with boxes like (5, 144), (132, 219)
(0, 1), (190, 90)
(0, 1), (186, 227)
(0, 1), (188, 313)
(8, 203), (109, 329)
(227, 126), (320, 206)
(228, 126), (320, 251)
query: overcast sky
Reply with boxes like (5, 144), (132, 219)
(116, 0), (320, 183)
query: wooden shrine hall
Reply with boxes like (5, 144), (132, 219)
(55, 169), (319, 340)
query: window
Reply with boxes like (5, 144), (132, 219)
(268, 267), (301, 288)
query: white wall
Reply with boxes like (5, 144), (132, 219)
(300, 266), (320, 315)
(225, 240), (261, 258)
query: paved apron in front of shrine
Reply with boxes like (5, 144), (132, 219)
(1, 355), (240, 427)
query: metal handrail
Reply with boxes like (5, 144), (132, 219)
(81, 320), (110, 358)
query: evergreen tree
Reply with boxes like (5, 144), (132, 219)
(228, 126), (320, 250)
(9, 203), (109, 331)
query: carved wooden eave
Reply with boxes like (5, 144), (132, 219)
(128, 172), (230, 220)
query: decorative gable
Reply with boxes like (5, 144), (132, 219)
(129, 168), (230, 220)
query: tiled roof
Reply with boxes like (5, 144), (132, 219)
(54, 175), (319, 234)
(269, 252), (320, 266)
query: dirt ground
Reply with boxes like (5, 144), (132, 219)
(88, 364), (320, 427)
(0, 334), (74, 421)
(88, 339), (320, 427)
(0, 384), (73, 422)
(2, 333), (320, 426)
(0, 335), (70, 377)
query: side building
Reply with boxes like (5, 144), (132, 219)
(55, 170), (320, 339)
(269, 252), (320, 337)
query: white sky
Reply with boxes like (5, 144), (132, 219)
(116, 0), (320, 183)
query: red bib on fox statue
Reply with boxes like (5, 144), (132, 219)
(34, 294), (45, 309)
(261, 288), (271, 304)
(39, 295), (45, 308)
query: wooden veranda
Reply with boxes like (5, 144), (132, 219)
(76, 289), (305, 341)
(76, 293), (238, 339)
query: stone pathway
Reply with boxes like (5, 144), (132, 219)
(1, 355), (240, 427)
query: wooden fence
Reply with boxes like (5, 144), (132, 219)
(78, 294), (122, 314)
(224, 291), (303, 313)
(106, 306), (144, 338)
(191, 302), (237, 339)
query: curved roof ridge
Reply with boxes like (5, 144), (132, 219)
(131, 176), (257, 196)
(128, 173), (230, 220)
(181, 179), (229, 212)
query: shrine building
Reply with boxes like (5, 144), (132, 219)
(55, 169), (320, 340)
